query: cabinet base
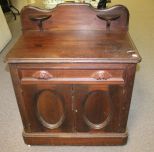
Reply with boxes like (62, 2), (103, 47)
(23, 131), (128, 145)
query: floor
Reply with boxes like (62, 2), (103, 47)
(0, 0), (154, 152)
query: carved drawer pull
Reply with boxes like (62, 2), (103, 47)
(92, 71), (112, 80)
(32, 70), (53, 80)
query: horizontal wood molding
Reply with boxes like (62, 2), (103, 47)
(23, 131), (128, 145)
(23, 131), (128, 138)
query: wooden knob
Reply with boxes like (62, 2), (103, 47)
(92, 71), (112, 80)
(32, 70), (53, 80)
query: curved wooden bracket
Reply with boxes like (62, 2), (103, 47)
(32, 70), (53, 80)
(91, 71), (112, 80)
(97, 5), (129, 30)
(29, 15), (51, 31)
(97, 14), (120, 30)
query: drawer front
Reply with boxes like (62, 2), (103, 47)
(19, 68), (124, 84)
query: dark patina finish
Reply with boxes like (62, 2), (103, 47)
(6, 3), (141, 146)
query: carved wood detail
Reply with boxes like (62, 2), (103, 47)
(91, 71), (112, 80)
(32, 70), (53, 80)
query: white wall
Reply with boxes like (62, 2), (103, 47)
(0, 6), (12, 53)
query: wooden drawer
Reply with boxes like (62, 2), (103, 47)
(19, 69), (124, 84)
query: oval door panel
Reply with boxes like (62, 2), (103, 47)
(36, 90), (65, 129)
(83, 90), (111, 129)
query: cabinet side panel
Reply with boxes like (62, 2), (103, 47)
(9, 64), (30, 131)
(118, 64), (137, 131)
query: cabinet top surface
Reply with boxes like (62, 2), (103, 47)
(6, 4), (141, 64)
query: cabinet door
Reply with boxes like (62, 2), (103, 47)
(21, 84), (74, 133)
(74, 84), (123, 132)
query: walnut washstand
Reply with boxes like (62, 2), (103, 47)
(6, 3), (141, 145)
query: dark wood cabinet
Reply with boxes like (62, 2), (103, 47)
(6, 4), (141, 145)
(21, 83), (124, 133)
